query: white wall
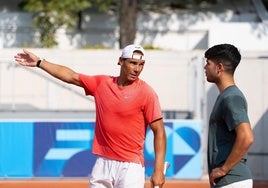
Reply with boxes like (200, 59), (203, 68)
(208, 22), (268, 51)
(0, 49), (197, 111)
(1, 49), (267, 130)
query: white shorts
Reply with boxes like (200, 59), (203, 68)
(89, 157), (145, 188)
(219, 179), (253, 188)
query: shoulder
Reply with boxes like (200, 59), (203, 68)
(222, 86), (246, 100)
(79, 74), (114, 89)
(138, 79), (157, 93)
(221, 86), (247, 110)
(227, 85), (244, 96)
(79, 74), (112, 81)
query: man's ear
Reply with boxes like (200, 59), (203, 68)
(118, 57), (122, 65)
(217, 62), (224, 72)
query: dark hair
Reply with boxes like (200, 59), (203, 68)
(204, 44), (241, 74)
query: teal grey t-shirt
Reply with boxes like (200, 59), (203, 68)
(207, 85), (252, 187)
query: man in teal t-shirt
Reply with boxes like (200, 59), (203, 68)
(204, 44), (254, 188)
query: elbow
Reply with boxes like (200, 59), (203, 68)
(244, 133), (254, 149)
(248, 134), (254, 146)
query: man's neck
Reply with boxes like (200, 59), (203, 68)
(117, 77), (135, 87)
(216, 76), (235, 93)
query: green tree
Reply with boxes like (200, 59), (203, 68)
(21, 0), (218, 48)
(21, 0), (91, 48)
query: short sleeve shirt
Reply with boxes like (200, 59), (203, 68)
(207, 85), (252, 187)
(79, 74), (162, 165)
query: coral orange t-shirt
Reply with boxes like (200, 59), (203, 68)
(79, 74), (162, 165)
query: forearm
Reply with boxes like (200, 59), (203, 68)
(209, 123), (254, 186)
(149, 119), (166, 187)
(221, 123), (254, 173)
(39, 59), (81, 86)
(221, 138), (252, 172)
(210, 138), (251, 185)
(154, 130), (166, 172)
(14, 49), (81, 87)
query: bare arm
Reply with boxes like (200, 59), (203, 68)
(14, 49), (82, 87)
(149, 118), (166, 188)
(209, 122), (254, 186)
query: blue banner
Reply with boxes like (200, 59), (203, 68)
(0, 120), (202, 179)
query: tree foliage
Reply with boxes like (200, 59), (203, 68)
(20, 0), (219, 48)
(21, 0), (91, 48)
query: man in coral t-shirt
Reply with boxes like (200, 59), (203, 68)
(14, 44), (167, 188)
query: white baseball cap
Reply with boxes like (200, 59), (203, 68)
(121, 44), (145, 60)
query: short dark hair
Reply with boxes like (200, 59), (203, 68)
(204, 44), (241, 75)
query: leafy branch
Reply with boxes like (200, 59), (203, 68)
(20, 0), (91, 48)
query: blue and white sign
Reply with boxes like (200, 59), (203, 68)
(0, 120), (203, 179)
(145, 120), (202, 178)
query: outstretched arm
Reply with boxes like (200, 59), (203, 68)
(14, 49), (82, 87)
(149, 118), (166, 188)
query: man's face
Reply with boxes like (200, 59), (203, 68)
(204, 59), (220, 83)
(119, 52), (145, 84)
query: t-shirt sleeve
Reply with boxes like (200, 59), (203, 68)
(79, 74), (103, 96)
(143, 86), (163, 124)
(224, 95), (250, 131)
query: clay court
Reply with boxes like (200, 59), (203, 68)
(0, 179), (267, 188)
